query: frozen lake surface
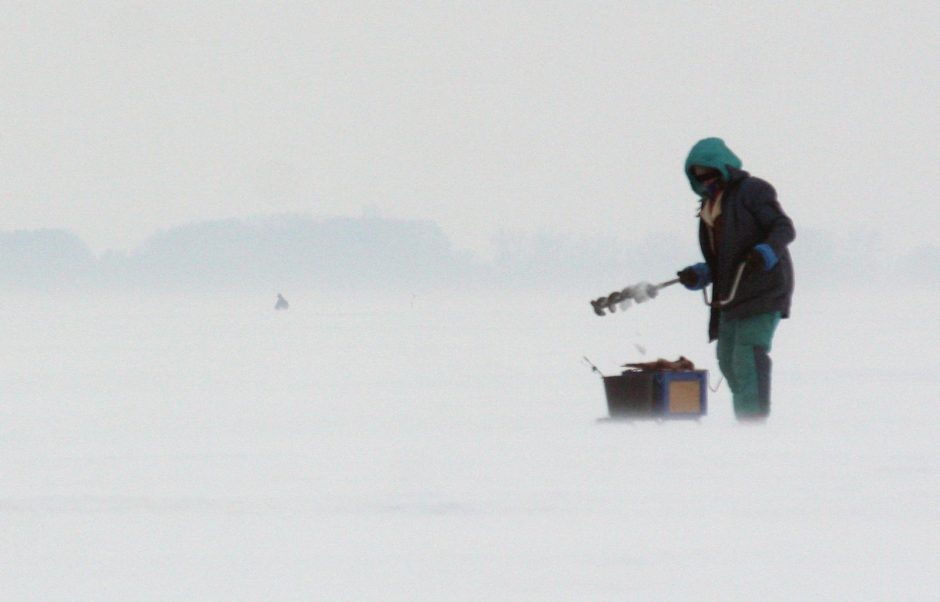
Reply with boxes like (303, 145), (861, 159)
(1, 289), (936, 600)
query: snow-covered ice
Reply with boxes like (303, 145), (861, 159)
(1, 288), (936, 600)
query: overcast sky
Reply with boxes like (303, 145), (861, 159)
(2, 2), (938, 257)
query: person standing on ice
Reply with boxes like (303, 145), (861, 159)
(677, 137), (795, 421)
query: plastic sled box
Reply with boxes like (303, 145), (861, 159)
(603, 370), (708, 418)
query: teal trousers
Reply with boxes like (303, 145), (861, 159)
(717, 312), (781, 419)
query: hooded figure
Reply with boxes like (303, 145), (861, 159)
(678, 137), (795, 420)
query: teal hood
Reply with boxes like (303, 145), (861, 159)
(684, 137), (743, 195)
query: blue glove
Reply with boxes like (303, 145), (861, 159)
(677, 262), (711, 290)
(746, 243), (779, 272)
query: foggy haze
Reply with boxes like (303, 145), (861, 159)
(2, 2), (938, 600)
(2, 3), (938, 257)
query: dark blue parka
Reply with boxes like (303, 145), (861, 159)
(685, 138), (795, 341)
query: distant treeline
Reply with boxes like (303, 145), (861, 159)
(0, 216), (932, 292)
(0, 215), (680, 292)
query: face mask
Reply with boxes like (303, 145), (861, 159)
(702, 179), (723, 198)
(693, 168), (723, 198)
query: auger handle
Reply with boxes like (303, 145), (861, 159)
(702, 262), (746, 308)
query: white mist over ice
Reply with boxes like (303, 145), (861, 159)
(1, 287), (936, 600)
